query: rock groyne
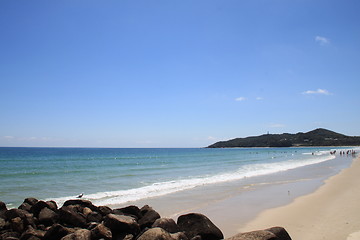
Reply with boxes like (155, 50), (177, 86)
(0, 198), (291, 240)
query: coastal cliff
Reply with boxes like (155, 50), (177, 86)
(207, 128), (360, 148)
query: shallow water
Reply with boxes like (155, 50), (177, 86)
(0, 147), (356, 208)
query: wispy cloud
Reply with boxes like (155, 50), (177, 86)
(302, 88), (331, 95)
(256, 97), (264, 101)
(207, 136), (217, 141)
(315, 36), (330, 46)
(3, 136), (15, 139)
(235, 97), (246, 101)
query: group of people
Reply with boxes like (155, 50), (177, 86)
(330, 149), (356, 156)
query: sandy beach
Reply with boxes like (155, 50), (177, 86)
(240, 156), (360, 240)
(111, 152), (354, 238)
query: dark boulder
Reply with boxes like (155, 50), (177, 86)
(30, 201), (50, 218)
(82, 207), (92, 217)
(115, 206), (142, 220)
(63, 200), (98, 212)
(265, 227), (292, 240)
(112, 233), (134, 240)
(90, 223), (112, 240)
(0, 201), (7, 211)
(38, 207), (58, 226)
(10, 217), (25, 233)
(19, 226), (45, 240)
(138, 206), (160, 229)
(18, 203), (32, 213)
(58, 207), (86, 228)
(23, 199), (38, 206)
(43, 224), (74, 240)
(86, 212), (102, 223)
(97, 206), (112, 217)
(137, 227), (173, 240)
(103, 214), (140, 236)
(225, 230), (277, 240)
(1, 231), (21, 240)
(61, 229), (91, 240)
(152, 218), (180, 233)
(0, 217), (6, 230)
(177, 213), (223, 240)
(5, 209), (30, 221)
(0, 201), (7, 219)
(46, 201), (58, 211)
(5, 209), (36, 229)
(170, 232), (189, 240)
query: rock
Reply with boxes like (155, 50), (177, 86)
(0, 218), (6, 231)
(30, 201), (50, 217)
(112, 233), (134, 240)
(24, 236), (41, 240)
(97, 206), (112, 216)
(170, 232), (189, 240)
(58, 207), (87, 228)
(46, 201), (58, 211)
(86, 212), (102, 223)
(43, 224), (74, 240)
(5, 209), (30, 221)
(23, 199), (38, 206)
(61, 229), (91, 240)
(1, 231), (20, 240)
(0, 201), (7, 219)
(265, 227), (292, 240)
(82, 208), (92, 217)
(115, 206), (142, 220)
(18, 203), (32, 213)
(152, 218), (180, 233)
(138, 206), (160, 229)
(0, 201), (7, 211)
(190, 236), (202, 240)
(90, 223), (112, 240)
(225, 230), (277, 240)
(177, 213), (223, 240)
(38, 207), (58, 226)
(137, 227), (173, 240)
(62, 200), (98, 212)
(10, 217), (25, 233)
(5, 209), (35, 229)
(103, 213), (140, 236)
(19, 226), (45, 240)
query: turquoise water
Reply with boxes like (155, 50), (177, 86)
(0, 147), (356, 208)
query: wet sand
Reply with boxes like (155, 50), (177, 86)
(240, 156), (360, 240)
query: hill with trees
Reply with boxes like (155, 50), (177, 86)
(207, 128), (360, 148)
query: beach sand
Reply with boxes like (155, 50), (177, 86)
(240, 156), (360, 240)
(112, 154), (354, 238)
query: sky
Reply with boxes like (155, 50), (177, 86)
(1, 0), (360, 148)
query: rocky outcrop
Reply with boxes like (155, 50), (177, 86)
(0, 198), (292, 240)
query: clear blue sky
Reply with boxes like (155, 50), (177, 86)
(1, 0), (360, 147)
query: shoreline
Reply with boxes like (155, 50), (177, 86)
(110, 153), (354, 238)
(240, 155), (360, 240)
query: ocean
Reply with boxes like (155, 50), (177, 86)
(0, 147), (357, 209)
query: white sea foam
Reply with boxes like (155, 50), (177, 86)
(50, 152), (336, 207)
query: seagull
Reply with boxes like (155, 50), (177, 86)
(76, 193), (84, 198)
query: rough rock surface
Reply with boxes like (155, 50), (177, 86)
(225, 230), (277, 240)
(0, 198), (292, 240)
(177, 213), (224, 240)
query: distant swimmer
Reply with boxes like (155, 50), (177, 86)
(76, 193), (84, 198)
